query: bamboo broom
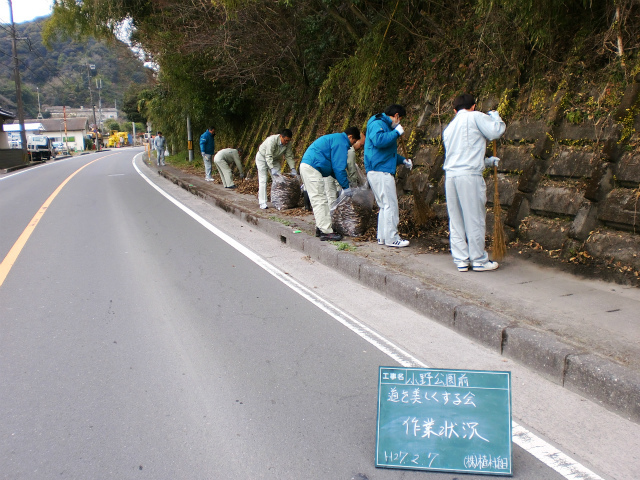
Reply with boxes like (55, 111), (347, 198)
(491, 140), (507, 260)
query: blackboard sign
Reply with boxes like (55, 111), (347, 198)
(376, 367), (512, 476)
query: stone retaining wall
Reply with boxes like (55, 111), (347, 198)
(231, 77), (640, 274)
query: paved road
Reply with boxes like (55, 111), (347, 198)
(0, 149), (604, 478)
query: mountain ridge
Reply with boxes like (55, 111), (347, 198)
(0, 16), (151, 118)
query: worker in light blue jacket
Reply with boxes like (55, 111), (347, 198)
(443, 93), (505, 272)
(300, 127), (360, 241)
(364, 104), (413, 248)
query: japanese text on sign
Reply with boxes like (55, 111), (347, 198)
(376, 367), (512, 475)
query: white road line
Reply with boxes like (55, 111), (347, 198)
(132, 154), (604, 480)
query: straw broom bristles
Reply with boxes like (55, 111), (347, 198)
(492, 140), (507, 261)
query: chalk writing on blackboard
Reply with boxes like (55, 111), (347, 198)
(376, 367), (512, 475)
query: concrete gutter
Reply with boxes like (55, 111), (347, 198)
(156, 165), (640, 423)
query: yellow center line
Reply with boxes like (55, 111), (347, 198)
(0, 153), (117, 288)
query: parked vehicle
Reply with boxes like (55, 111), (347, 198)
(52, 142), (70, 155)
(27, 135), (55, 161)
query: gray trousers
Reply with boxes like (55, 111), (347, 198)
(255, 152), (282, 205)
(367, 171), (400, 245)
(301, 163), (333, 233)
(155, 148), (165, 165)
(214, 156), (235, 187)
(324, 176), (339, 205)
(203, 153), (213, 179)
(445, 174), (489, 266)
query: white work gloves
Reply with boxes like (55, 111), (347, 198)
(341, 187), (354, 197)
(291, 168), (297, 175)
(394, 124), (405, 136)
(270, 167), (281, 176)
(485, 156), (500, 167)
(403, 158), (413, 170)
(487, 110), (501, 121)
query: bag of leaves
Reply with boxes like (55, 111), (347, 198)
(271, 173), (301, 210)
(330, 186), (375, 237)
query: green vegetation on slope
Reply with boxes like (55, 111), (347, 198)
(41, 0), (640, 152)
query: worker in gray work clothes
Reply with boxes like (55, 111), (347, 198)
(214, 148), (244, 189)
(153, 131), (166, 166)
(255, 128), (296, 209)
(442, 93), (505, 272)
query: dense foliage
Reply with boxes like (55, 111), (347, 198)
(0, 16), (151, 118)
(42, 0), (640, 151)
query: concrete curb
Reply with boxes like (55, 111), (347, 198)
(157, 166), (640, 423)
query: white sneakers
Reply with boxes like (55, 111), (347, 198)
(205, 177), (214, 182)
(456, 261), (499, 272)
(259, 203), (268, 210)
(472, 261), (499, 272)
(387, 239), (410, 248)
(377, 238), (409, 248)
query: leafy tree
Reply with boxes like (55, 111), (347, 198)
(41, 0), (640, 153)
(106, 120), (120, 131)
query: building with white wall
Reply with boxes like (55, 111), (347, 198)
(11, 118), (89, 152)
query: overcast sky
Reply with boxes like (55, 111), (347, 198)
(0, 0), (53, 24)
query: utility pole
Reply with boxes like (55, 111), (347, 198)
(96, 78), (102, 132)
(86, 63), (97, 135)
(187, 115), (194, 161)
(8, 0), (28, 162)
(63, 106), (69, 153)
(92, 105), (99, 151)
(86, 63), (95, 107)
(36, 87), (43, 119)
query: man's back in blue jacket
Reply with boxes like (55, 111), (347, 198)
(364, 113), (405, 174)
(301, 132), (351, 189)
(200, 129), (215, 155)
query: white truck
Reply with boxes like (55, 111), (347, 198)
(27, 135), (55, 161)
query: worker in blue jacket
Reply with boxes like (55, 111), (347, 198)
(300, 127), (360, 242)
(364, 104), (413, 248)
(199, 126), (216, 181)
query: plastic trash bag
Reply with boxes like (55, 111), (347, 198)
(271, 173), (301, 210)
(330, 185), (375, 237)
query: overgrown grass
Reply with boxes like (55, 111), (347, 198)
(166, 150), (204, 176)
(269, 216), (291, 226)
(330, 241), (355, 251)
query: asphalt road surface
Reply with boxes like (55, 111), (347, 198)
(0, 149), (620, 479)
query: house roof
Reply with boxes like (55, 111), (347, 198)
(0, 107), (16, 120)
(12, 117), (89, 131)
(3, 123), (43, 132)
